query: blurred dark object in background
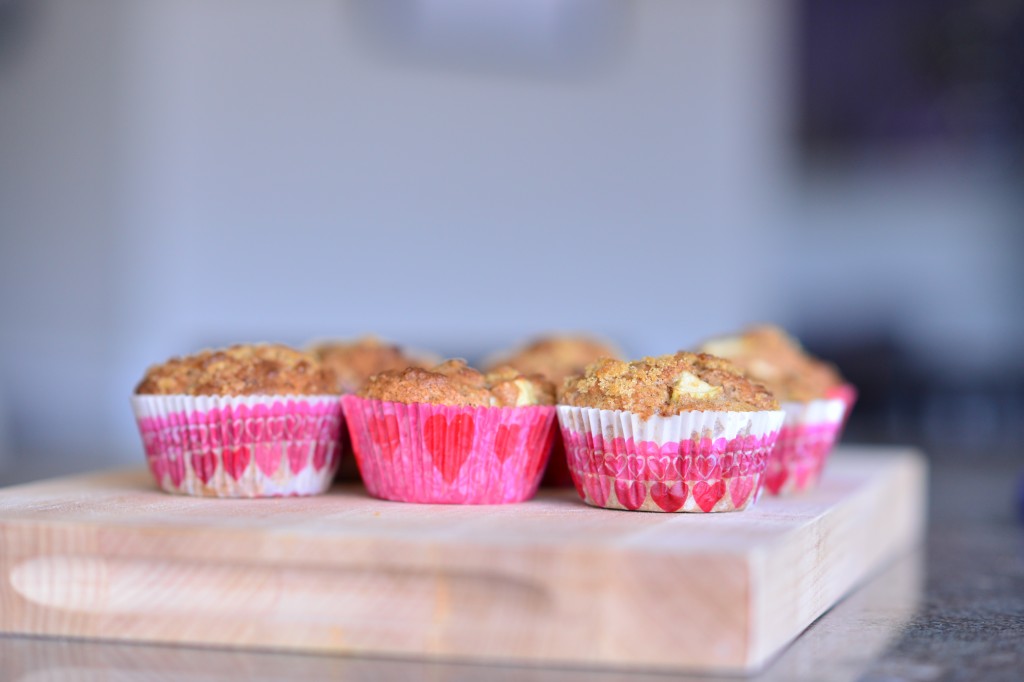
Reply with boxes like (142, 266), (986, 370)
(0, 0), (33, 68)
(802, 331), (1024, 464)
(793, 0), (1024, 462)
(798, 0), (1024, 165)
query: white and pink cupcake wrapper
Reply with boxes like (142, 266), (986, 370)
(764, 397), (846, 496)
(557, 406), (785, 513)
(341, 396), (556, 505)
(132, 394), (343, 498)
(827, 383), (858, 436)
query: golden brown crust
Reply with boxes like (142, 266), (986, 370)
(697, 325), (844, 402)
(359, 359), (555, 408)
(135, 344), (337, 396)
(561, 352), (779, 418)
(309, 336), (439, 393)
(486, 335), (622, 389)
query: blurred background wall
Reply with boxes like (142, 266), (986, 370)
(1, 0), (1021, 481)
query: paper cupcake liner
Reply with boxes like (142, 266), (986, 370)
(826, 383), (858, 436)
(557, 406), (785, 513)
(341, 396), (556, 504)
(764, 397), (846, 496)
(132, 394), (343, 498)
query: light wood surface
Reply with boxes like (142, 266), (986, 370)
(0, 551), (925, 682)
(0, 446), (926, 674)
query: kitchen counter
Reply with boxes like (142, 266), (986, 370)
(1, 457), (1021, 682)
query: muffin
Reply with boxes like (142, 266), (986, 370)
(484, 335), (622, 394)
(697, 325), (855, 495)
(132, 344), (343, 498)
(561, 353), (778, 417)
(309, 336), (440, 393)
(308, 336), (440, 482)
(558, 353), (785, 513)
(698, 325), (844, 402)
(484, 334), (622, 488)
(342, 359), (557, 504)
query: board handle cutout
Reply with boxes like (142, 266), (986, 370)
(10, 556), (551, 629)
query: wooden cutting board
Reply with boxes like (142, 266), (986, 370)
(0, 446), (925, 674)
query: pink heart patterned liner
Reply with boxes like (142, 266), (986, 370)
(557, 406), (786, 512)
(764, 389), (852, 496)
(341, 395), (556, 505)
(132, 394), (343, 498)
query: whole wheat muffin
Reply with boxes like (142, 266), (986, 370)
(360, 359), (555, 408)
(485, 335), (621, 389)
(697, 325), (844, 403)
(135, 344), (337, 396)
(561, 352), (778, 419)
(309, 336), (439, 393)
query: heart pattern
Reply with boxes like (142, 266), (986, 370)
(134, 397), (343, 497)
(287, 442), (309, 474)
(764, 461), (787, 495)
(266, 416), (286, 440)
(650, 481), (687, 512)
(565, 440), (770, 509)
(493, 424), (521, 463)
(694, 455), (720, 480)
(602, 455), (629, 477)
(338, 397), (556, 504)
(222, 446), (251, 481)
(766, 421), (840, 495)
(614, 479), (647, 511)
(312, 441), (331, 472)
(368, 413), (401, 461)
(558, 415), (779, 512)
(583, 474), (611, 507)
(167, 454), (186, 488)
(254, 443), (282, 477)
(761, 403), (844, 495)
(693, 480), (726, 513)
(191, 451), (218, 484)
(147, 455), (168, 485)
(423, 414), (477, 484)
(528, 422), (554, 479)
(245, 418), (265, 443)
(647, 456), (678, 481)
(728, 475), (756, 508)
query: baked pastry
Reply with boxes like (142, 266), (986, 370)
(360, 359), (555, 408)
(136, 344), (336, 396)
(697, 325), (843, 402)
(342, 360), (557, 504)
(697, 325), (853, 495)
(485, 335), (621, 392)
(561, 352), (778, 418)
(557, 352), (785, 513)
(484, 335), (621, 489)
(308, 337), (440, 483)
(309, 336), (439, 393)
(132, 344), (343, 498)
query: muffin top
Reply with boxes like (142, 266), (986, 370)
(485, 334), (621, 388)
(135, 344), (337, 396)
(697, 325), (844, 402)
(359, 359), (555, 408)
(561, 352), (779, 418)
(309, 336), (439, 393)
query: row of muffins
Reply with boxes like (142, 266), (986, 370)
(131, 328), (853, 511)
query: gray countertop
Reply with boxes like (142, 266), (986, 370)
(1, 457), (1022, 682)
